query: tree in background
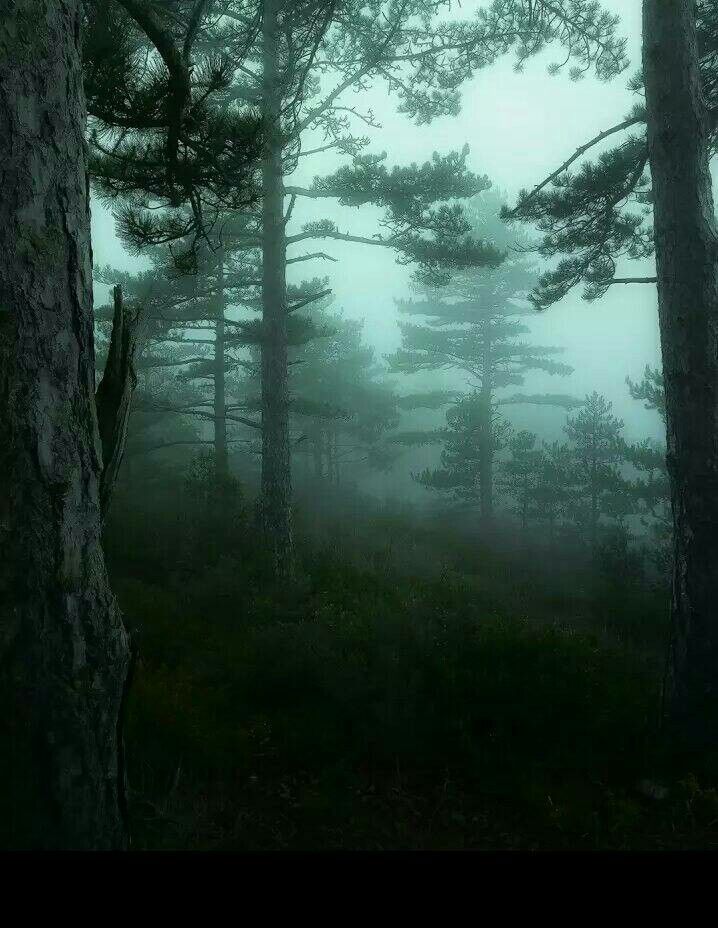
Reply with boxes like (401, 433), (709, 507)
(389, 192), (580, 521)
(94, 206), (269, 475)
(529, 440), (576, 543)
(498, 393), (662, 556)
(498, 430), (552, 534)
(231, 287), (400, 486)
(624, 366), (670, 576)
(85, 1), (267, 487)
(627, 365), (666, 423)
(414, 392), (513, 512)
(288, 306), (400, 485)
(506, 0), (718, 742)
(87, 1), (626, 577)
(562, 392), (630, 550)
(242, 0), (628, 574)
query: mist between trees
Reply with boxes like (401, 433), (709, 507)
(97, 183), (669, 577)
(3, 0), (718, 850)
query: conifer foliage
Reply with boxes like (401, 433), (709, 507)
(389, 192), (580, 520)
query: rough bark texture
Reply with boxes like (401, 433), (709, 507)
(643, 0), (718, 745)
(0, 1), (130, 848)
(95, 285), (140, 516)
(260, 0), (293, 576)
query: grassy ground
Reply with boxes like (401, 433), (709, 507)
(105, 471), (718, 850)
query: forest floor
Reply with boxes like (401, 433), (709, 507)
(106, 475), (718, 851)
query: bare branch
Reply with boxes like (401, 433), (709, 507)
(506, 115), (645, 217)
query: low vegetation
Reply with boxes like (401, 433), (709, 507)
(105, 465), (718, 850)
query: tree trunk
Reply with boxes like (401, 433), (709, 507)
(479, 324), (494, 522)
(95, 285), (140, 516)
(331, 429), (340, 486)
(214, 250), (228, 479)
(479, 401), (493, 522)
(590, 474), (599, 552)
(643, 0), (718, 745)
(260, 0), (293, 577)
(312, 425), (323, 478)
(0, 1), (130, 848)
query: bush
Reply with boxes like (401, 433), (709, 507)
(104, 464), (717, 850)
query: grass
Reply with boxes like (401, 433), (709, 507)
(104, 472), (718, 850)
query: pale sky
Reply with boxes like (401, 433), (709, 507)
(91, 0), (665, 445)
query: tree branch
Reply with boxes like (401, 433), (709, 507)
(506, 115), (646, 217)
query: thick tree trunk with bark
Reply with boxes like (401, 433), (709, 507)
(214, 251), (228, 479)
(0, 1), (130, 848)
(643, 0), (718, 745)
(260, 0), (293, 576)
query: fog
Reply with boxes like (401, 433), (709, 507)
(10, 0), (718, 852)
(92, 0), (665, 467)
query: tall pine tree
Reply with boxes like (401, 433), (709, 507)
(389, 192), (579, 520)
(505, 0), (718, 741)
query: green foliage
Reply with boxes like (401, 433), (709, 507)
(507, 2), (718, 308)
(623, 370), (671, 574)
(313, 149), (489, 218)
(100, 466), (718, 851)
(562, 392), (631, 542)
(289, 307), (400, 477)
(396, 391), (460, 411)
(387, 192), (572, 390)
(389, 191), (579, 513)
(508, 134), (653, 308)
(86, 0), (262, 244)
(308, 149), (505, 277)
(498, 430), (546, 527)
(626, 365), (666, 423)
(414, 393), (512, 503)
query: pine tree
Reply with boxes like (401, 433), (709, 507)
(389, 191), (579, 520)
(237, 0), (628, 573)
(288, 308), (400, 485)
(504, 2), (717, 307)
(86, 1), (262, 235)
(414, 392), (513, 513)
(563, 392), (629, 549)
(503, 0), (718, 743)
(625, 366), (670, 574)
(94, 228), (264, 476)
(498, 430), (545, 532)
(626, 365), (666, 423)
(88, 1), (626, 576)
(531, 440), (576, 543)
(232, 291), (400, 485)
